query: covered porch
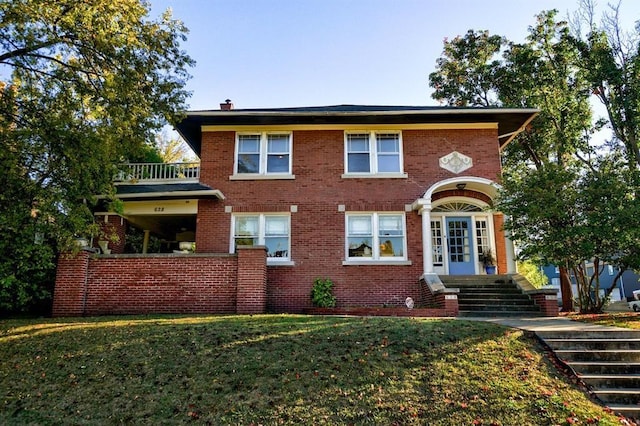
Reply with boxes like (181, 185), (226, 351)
(94, 162), (223, 254)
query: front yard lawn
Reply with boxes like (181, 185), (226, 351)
(0, 315), (625, 425)
(569, 312), (640, 330)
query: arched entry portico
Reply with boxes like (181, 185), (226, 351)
(413, 176), (516, 278)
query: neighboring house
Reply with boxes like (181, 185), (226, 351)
(53, 103), (553, 316)
(542, 264), (640, 302)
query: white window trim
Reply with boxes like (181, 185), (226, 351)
(231, 132), (294, 179)
(343, 212), (409, 264)
(343, 131), (406, 177)
(230, 213), (292, 264)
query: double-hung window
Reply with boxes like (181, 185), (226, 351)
(344, 131), (404, 176)
(235, 132), (292, 177)
(346, 213), (406, 261)
(232, 214), (290, 262)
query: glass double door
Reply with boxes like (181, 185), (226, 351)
(446, 217), (475, 275)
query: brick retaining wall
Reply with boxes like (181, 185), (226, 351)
(52, 247), (266, 317)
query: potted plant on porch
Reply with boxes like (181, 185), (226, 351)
(482, 249), (497, 274)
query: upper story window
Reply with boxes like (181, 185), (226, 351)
(346, 212), (407, 261)
(234, 132), (293, 178)
(344, 131), (405, 177)
(231, 213), (290, 262)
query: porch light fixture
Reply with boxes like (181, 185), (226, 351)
(456, 183), (466, 190)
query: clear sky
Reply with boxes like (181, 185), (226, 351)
(148, 0), (639, 111)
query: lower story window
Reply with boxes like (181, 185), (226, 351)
(346, 213), (406, 260)
(475, 219), (489, 261)
(431, 220), (443, 266)
(232, 214), (290, 261)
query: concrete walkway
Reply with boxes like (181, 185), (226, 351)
(461, 316), (632, 332)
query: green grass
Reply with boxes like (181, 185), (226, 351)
(569, 312), (640, 329)
(0, 315), (624, 425)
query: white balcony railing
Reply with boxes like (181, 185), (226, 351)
(115, 162), (200, 183)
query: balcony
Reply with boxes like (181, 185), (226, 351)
(115, 162), (200, 184)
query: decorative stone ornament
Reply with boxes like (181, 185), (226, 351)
(439, 151), (473, 174)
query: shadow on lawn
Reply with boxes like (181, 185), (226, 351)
(0, 315), (618, 425)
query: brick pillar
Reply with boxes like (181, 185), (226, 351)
(435, 292), (459, 316)
(97, 214), (127, 254)
(530, 293), (559, 317)
(236, 246), (267, 314)
(52, 250), (90, 317)
(493, 213), (507, 275)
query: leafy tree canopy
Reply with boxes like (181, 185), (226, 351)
(0, 0), (194, 314)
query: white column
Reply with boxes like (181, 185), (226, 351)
(142, 230), (150, 254)
(505, 229), (517, 274)
(420, 204), (433, 274)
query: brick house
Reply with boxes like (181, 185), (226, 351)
(53, 103), (559, 317)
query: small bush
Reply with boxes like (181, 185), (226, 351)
(311, 277), (336, 308)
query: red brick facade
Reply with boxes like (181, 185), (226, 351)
(95, 214), (127, 254)
(195, 128), (504, 312)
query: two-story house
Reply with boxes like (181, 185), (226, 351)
(53, 103), (558, 317)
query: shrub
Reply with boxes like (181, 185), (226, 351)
(311, 277), (336, 308)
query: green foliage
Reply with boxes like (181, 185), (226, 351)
(429, 30), (506, 107)
(0, 315), (621, 424)
(310, 277), (336, 308)
(0, 0), (193, 313)
(571, 0), (640, 169)
(124, 225), (162, 254)
(516, 261), (549, 289)
(481, 249), (496, 266)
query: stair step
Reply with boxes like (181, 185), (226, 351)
(544, 338), (640, 350)
(458, 310), (543, 318)
(457, 298), (535, 305)
(457, 288), (527, 293)
(538, 331), (640, 339)
(459, 303), (540, 310)
(580, 374), (640, 388)
(605, 404), (640, 418)
(555, 349), (640, 362)
(592, 388), (640, 404)
(446, 283), (517, 288)
(567, 362), (640, 375)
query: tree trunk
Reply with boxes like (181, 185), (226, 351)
(559, 266), (573, 312)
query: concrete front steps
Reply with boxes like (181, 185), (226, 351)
(440, 275), (541, 317)
(537, 329), (640, 420)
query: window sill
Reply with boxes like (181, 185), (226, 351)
(268, 260), (295, 266)
(342, 260), (412, 266)
(230, 174), (295, 181)
(341, 173), (408, 179)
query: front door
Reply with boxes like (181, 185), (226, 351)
(446, 217), (475, 275)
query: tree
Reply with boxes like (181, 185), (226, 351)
(429, 30), (505, 107)
(0, 0), (193, 314)
(571, 0), (640, 169)
(155, 130), (197, 163)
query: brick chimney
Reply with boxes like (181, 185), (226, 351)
(220, 99), (234, 110)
